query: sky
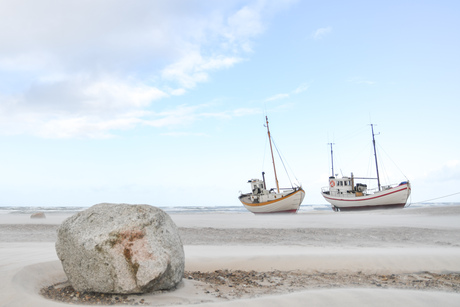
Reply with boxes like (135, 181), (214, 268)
(1, 0), (459, 207)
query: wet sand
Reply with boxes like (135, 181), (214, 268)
(1, 205), (460, 306)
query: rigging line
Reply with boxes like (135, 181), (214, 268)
(348, 141), (372, 168)
(334, 125), (369, 143)
(270, 136), (294, 187)
(411, 192), (460, 204)
(332, 144), (346, 177)
(375, 145), (391, 185)
(376, 143), (408, 180)
(278, 140), (300, 185)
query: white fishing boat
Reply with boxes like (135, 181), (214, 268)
(238, 116), (305, 214)
(321, 125), (411, 211)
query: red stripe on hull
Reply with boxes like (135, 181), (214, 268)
(323, 185), (409, 203)
(334, 203), (406, 211)
(252, 209), (298, 214)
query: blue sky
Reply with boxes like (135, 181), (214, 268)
(1, 0), (459, 207)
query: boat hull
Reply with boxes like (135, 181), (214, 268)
(322, 183), (411, 211)
(239, 188), (305, 214)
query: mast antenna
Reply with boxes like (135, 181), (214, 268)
(328, 143), (335, 177)
(370, 124), (381, 191)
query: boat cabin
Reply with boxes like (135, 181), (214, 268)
(329, 176), (352, 193)
(248, 179), (267, 195)
(328, 176), (367, 196)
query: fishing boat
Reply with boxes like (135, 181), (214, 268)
(321, 124), (411, 211)
(238, 116), (305, 213)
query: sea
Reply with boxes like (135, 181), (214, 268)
(0, 202), (458, 215)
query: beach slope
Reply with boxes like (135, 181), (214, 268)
(1, 205), (459, 306)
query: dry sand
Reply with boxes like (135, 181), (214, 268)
(1, 205), (460, 306)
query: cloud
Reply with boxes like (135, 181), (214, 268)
(223, 3), (265, 53)
(161, 52), (242, 89)
(312, 26), (332, 40)
(293, 83), (309, 94)
(147, 105), (263, 137)
(232, 107), (261, 117)
(143, 104), (206, 128)
(39, 116), (142, 139)
(0, 74), (169, 138)
(265, 83), (309, 101)
(142, 103), (263, 132)
(266, 93), (290, 101)
(0, 0), (296, 138)
(160, 131), (208, 137)
(142, 103), (241, 129)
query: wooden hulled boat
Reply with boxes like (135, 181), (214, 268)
(239, 178), (305, 213)
(321, 124), (411, 211)
(322, 175), (411, 211)
(238, 116), (305, 213)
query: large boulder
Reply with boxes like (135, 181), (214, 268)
(55, 203), (184, 294)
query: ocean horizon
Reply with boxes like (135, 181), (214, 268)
(0, 202), (459, 215)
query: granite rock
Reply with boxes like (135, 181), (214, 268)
(55, 203), (184, 294)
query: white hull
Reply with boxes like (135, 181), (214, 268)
(240, 116), (304, 214)
(239, 188), (305, 214)
(322, 183), (411, 211)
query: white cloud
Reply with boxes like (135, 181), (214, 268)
(160, 131), (208, 137)
(293, 83), (309, 94)
(161, 52), (242, 88)
(266, 93), (290, 101)
(169, 88), (187, 96)
(82, 78), (167, 110)
(224, 4), (265, 53)
(0, 1), (296, 138)
(232, 107), (261, 117)
(265, 83), (309, 102)
(312, 26), (332, 40)
(0, 75), (168, 138)
(143, 104), (204, 128)
(38, 116), (142, 139)
(142, 103), (263, 131)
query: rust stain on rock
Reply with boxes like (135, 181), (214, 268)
(108, 229), (151, 278)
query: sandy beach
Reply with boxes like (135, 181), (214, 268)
(1, 205), (460, 306)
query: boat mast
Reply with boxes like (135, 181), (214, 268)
(266, 116), (280, 193)
(328, 142), (335, 177)
(371, 124), (381, 191)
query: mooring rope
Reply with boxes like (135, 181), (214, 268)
(410, 191), (460, 205)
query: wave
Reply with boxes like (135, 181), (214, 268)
(0, 202), (458, 215)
